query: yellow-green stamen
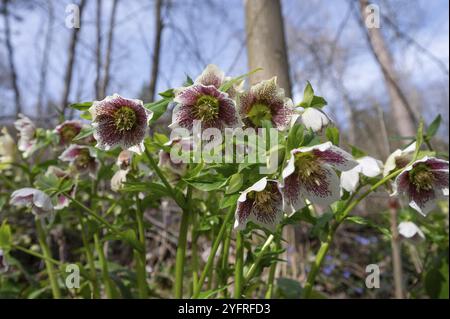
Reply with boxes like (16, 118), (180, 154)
(193, 95), (220, 122)
(114, 106), (137, 132)
(247, 103), (272, 127)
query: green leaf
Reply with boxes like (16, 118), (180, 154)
(325, 126), (339, 146)
(158, 89), (174, 99)
(197, 286), (229, 299)
(219, 194), (239, 210)
(299, 82), (314, 108)
(0, 220), (12, 252)
(144, 98), (171, 124)
(276, 277), (302, 298)
(310, 95), (327, 109)
(346, 216), (391, 238)
(226, 173), (243, 194)
(69, 102), (92, 111)
(413, 119), (424, 160)
(219, 68), (262, 93)
(426, 115), (442, 139)
(186, 180), (227, 192)
(73, 126), (94, 141)
(287, 124), (304, 152)
(350, 145), (367, 158)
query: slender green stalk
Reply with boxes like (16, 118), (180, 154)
(244, 234), (275, 282)
(265, 239), (279, 299)
(219, 223), (233, 298)
(94, 233), (114, 299)
(234, 231), (244, 299)
(135, 197), (148, 298)
(174, 209), (190, 298)
(35, 219), (61, 299)
(13, 245), (61, 266)
(191, 214), (199, 294)
(192, 206), (235, 298)
(78, 214), (100, 298)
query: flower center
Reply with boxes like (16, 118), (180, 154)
(114, 106), (137, 132)
(410, 164), (435, 191)
(75, 149), (92, 170)
(294, 152), (323, 180)
(60, 124), (80, 143)
(247, 103), (272, 127)
(248, 185), (279, 215)
(193, 95), (220, 122)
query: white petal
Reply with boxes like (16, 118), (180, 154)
(111, 169), (129, 192)
(299, 165), (341, 207)
(301, 108), (330, 132)
(300, 142), (357, 172)
(238, 177), (268, 202)
(340, 167), (361, 193)
(398, 221), (425, 242)
(358, 156), (383, 178)
(281, 151), (296, 180)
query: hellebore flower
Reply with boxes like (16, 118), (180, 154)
(340, 156), (383, 193)
(14, 114), (38, 158)
(393, 156), (448, 216)
(193, 64), (244, 99)
(234, 177), (284, 231)
(170, 67), (240, 131)
(111, 150), (133, 192)
(59, 144), (99, 178)
(158, 138), (191, 176)
(0, 249), (8, 273)
(282, 142), (358, 215)
(238, 77), (294, 130)
(299, 107), (332, 132)
(10, 188), (53, 217)
(89, 94), (152, 154)
(0, 127), (16, 171)
(46, 166), (76, 210)
(55, 120), (83, 145)
(383, 142), (416, 177)
(398, 221), (425, 243)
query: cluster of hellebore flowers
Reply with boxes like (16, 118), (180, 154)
(3, 64), (449, 236)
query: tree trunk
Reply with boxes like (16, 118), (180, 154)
(358, 0), (416, 137)
(62, 0), (85, 118)
(2, 0), (22, 116)
(148, 0), (164, 102)
(95, 0), (102, 99)
(244, 0), (292, 97)
(100, 0), (119, 98)
(37, 0), (55, 119)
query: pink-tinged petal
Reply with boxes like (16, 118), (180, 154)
(194, 64), (225, 88)
(10, 188), (53, 217)
(174, 85), (204, 106)
(272, 98), (294, 131)
(234, 199), (254, 230)
(59, 144), (82, 162)
(301, 142), (357, 172)
(427, 157), (449, 171)
(299, 164), (341, 207)
(408, 187), (437, 216)
(217, 97), (240, 128)
(282, 172), (305, 216)
(55, 120), (83, 144)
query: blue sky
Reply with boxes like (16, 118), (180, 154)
(1, 0), (449, 129)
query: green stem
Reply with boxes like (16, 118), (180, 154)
(265, 238), (280, 299)
(191, 214), (199, 294)
(78, 214), (100, 298)
(244, 234), (275, 282)
(94, 233), (114, 299)
(192, 206), (235, 298)
(35, 219), (61, 299)
(13, 245), (61, 266)
(135, 197), (148, 298)
(174, 209), (190, 298)
(234, 231), (244, 299)
(219, 223), (233, 298)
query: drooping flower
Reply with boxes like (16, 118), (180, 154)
(340, 156), (383, 193)
(55, 120), (83, 145)
(0, 249), (8, 273)
(158, 138), (191, 176)
(89, 94), (153, 154)
(46, 166), (76, 210)
(234, 177), (284, 231)
(111, 150), (133, 192)
(238, 77), (294, 131)
(59, 144), (99, 178)
(282, 142), (358, 215)
(398, 221), (425, 243)
(393, 156), (448, 216)
(383, 142), (416, 177)
(170, 67), (240, 131)
(192, 64), (244, 99)
(0, 127), (16, 171)
(10, 188), (53, 217)
(299, 107), (332, 132)
(14, 114), (38, 158)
